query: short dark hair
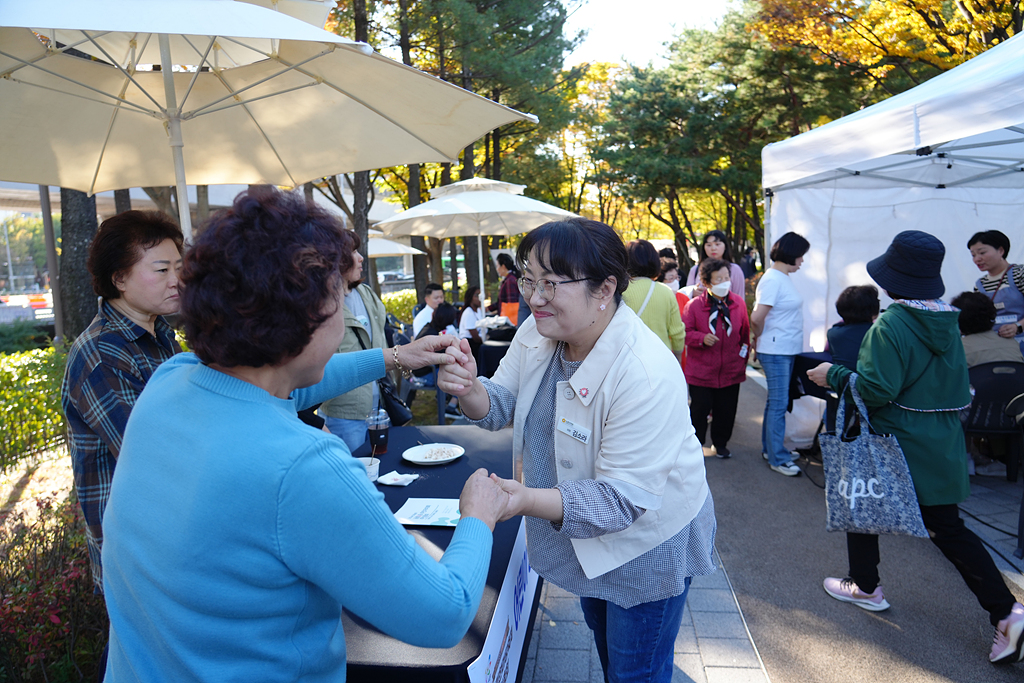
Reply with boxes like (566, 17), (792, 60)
(835, 285), (879, 324)
(626, 239), (660, 279)
(967, 230), (1010, 256)
(951, 291), (997, 335)
(770, 232), (811, 266)
(496, 252), (520, 277)
(180, 187), (353, 368)
(423, 282), (444, 300)
(463, 285), (480, 309)
(699, 230), (734, 263)
(88, 210), (183, 299)
(658, 247), (676, 261)
(431, 302), (458, 330)
(656, 260), (679, 283)
(699, 258), (731, 285)
(516, 218), (628, 304)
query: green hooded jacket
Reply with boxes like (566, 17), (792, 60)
(826, 303), (973, 506)
(320, 284), (388, 420)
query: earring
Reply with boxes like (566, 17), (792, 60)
(599, 303), (606, 311)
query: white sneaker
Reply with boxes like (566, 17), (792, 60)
(976, 462), (1007, 477)
(771, 461), (801, 477)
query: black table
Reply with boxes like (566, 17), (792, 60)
(479, 340), (511, 378)
(346, 425), (542, 683)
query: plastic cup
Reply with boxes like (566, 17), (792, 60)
(357, 457), (379, 482)
(367, 408), (390, 454)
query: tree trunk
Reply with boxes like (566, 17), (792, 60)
(114, 189), (131, 214)
(303, 182), (315, 205)
(427, 238), (444, 286)
(141, 186), (177, 223)
(59, 188), (99, 339)
(399, 3), (428, 298)
(461, 143), (479, 291)
(196, 185), (209, 236)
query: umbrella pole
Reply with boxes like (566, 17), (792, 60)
(158, 35), (194, 242)
(477, 235), (485, 295)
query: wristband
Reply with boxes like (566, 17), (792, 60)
(392, 346), (413, 379)
(1017, 323), (1023, 335)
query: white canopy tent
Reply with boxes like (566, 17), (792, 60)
(762, 32), (1024, 352)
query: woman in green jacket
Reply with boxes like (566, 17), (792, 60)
(808, 230), (1023, 666)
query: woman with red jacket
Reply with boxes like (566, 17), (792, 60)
(682, 258), (751, 459)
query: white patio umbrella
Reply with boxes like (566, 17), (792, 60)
(0, 0), (536, 239)
(376, 177), (577, 287)
(366, 237), (424, 258)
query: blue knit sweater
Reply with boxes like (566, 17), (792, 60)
(102, 351), (492, 682)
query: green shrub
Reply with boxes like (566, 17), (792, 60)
(0, 348), (67, 475)
(0, 321), (49, 355)
(0, 492), (107, 682)
(382, 289), (417, 324)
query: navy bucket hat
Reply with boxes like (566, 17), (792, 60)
(866, 230), (945, 300)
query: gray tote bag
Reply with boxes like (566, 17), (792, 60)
(820, 374), (928, 538)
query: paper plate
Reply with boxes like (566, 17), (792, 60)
(402, 443), (465, 466)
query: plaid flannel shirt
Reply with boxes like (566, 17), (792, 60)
(62, 300), (180, 591)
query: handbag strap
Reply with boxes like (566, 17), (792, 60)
(835, 374), (876, 437)
(636, 279), (656, 316)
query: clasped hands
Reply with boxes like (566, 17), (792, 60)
(459, 470), (535, 530)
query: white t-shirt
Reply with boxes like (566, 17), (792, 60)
(412, 305), (434, 337)
(459, 306), (487, 341)
(754, 268), (804, 355)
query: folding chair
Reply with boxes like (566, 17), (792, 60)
(963, 361), (1024, 483)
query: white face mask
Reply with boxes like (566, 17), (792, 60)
(666, 279), (679, 292)
(710, 281), (731, 298)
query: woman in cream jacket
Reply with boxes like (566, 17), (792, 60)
(439, 218), (716, 683)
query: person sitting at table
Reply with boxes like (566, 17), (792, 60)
(622, 239), (686, 362)
(950, 290), (1024, 477)
(682, 258), (750, 459)
(318, 231), (389, 452)
(826, 285), (880, 371)
(951, 291), (1024, 367)
(438, 217), (717, 683)
(412, 282), (445, 337)
(100, 187), (509, 681)
(459, 285), (487, 358)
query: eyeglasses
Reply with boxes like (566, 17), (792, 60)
(518, 277), (588, 302)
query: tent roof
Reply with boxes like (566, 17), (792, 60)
(762, 32), (1024, 191)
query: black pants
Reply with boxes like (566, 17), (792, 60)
(688, 383), (741, 450)
(847, 504), (1016, 625)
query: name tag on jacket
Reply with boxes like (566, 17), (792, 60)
(557, 417), (591, 445)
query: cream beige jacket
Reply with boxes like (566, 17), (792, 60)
(492, 302), (710, 578)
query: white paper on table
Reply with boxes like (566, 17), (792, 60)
(394, 498), (461, 526)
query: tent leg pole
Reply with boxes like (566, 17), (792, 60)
(159, 34), (193, 242)
(38, 185), (64, 344)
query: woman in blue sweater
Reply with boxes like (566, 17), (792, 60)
(101, 187), (509, 682)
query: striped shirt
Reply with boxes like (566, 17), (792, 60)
(62, 300), (180, 590)
(472, 342), (717, 609)
(976, 264), (1024, 295)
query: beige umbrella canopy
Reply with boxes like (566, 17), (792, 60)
(377, 177), (577, 286)
(0, 0), (536, 238)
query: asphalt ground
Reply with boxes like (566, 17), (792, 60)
(707, 378), (1024, 683)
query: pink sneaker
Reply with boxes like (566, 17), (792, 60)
(990, 602), (1024, 664)
(823, 577), (890, 612)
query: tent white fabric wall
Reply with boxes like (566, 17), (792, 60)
(762, 32), (1024, 351)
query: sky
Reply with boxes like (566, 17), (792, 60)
(563, 0), (733, 67)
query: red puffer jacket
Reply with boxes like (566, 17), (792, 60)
(681, 293), (750, 388)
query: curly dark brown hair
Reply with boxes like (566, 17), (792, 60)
(179, 187), (354, 367)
